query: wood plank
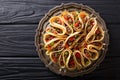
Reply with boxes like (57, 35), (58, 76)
(0, 0), (119, 24)
(0, 24), (119, 57)
(1, 0), (119, 5)
(0, 24), (37, 57)
(0, 57), (119, 80)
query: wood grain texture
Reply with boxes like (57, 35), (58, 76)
(0, 57), (119, 80)
(0, 0), (119, 24)
(0, 0), (119, 79)
(0, 24), (119, 57)
(0, 24), (37, 57)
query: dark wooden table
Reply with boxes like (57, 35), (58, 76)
(0, 0), (119, 80)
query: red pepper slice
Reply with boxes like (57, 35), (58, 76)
(90, 20), (95, 26)
(47, 45), (51, 50)
(69, 57), (75, 67)
(57, 19), (62, 24)
(70, 60), (75, 65)
(80, 12), (86, 18)
(74, 21), (80, 27)
(53, 31), (57, 34)
(69, 37), (75, 41)
(64, 15), (69, 20)
(46, 39), (49, 42)
(58, 20), (62, 24)
(75, 52), (81, 58)
(92, 22), (95, 26)
(65, 44), (69, 48)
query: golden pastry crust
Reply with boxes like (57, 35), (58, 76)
(43, 10), (104, 71)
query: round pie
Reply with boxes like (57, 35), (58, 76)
(35, 3), (109, 77)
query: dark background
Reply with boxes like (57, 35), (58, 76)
(0, 0), (119, 80)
